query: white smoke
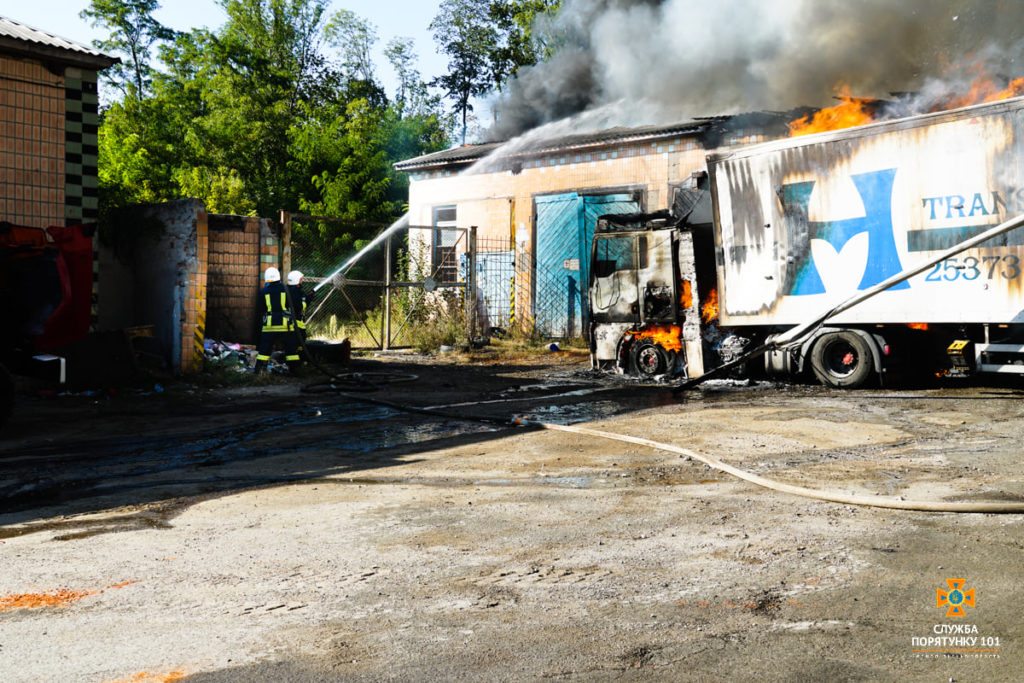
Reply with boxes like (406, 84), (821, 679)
(489, 0), (1024, 139)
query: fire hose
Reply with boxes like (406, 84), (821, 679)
(312, 378), (1024, 513)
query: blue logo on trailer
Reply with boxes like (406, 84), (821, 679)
(778, 168), (908, 295)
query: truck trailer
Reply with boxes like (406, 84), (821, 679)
(589, 95), (1024, 388)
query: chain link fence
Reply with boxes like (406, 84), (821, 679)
(288, 213), (587, 349)
(289, 213), (474, 350)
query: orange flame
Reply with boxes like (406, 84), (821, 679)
(629, 325), (683, 353)
(701, 287), (719, 323)
(907, 323), (929, 331)
(680, 280), (693, 309)
(789, 85), (876, 136)
(788, 66), (1024, 137)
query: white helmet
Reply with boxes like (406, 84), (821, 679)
(264, 266), (281, 282)
(287, 270), (304, 286)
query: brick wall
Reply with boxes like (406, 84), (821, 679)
(0, 55), (65, 227)
(206, 214), (262, 344)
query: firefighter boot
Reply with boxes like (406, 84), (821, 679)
(253, 359), (268, 374)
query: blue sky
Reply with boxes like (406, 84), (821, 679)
(5, 1), (448, 100)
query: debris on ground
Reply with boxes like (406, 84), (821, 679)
(203, 339), (254, 372)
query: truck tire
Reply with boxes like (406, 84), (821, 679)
(0, 363), (13, 428)
(631, 340), (671, 377)
(810, 331), (874, 389)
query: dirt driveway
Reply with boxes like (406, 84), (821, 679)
(1, 352), (1023, 681)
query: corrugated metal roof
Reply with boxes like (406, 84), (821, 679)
(0, 15), (118, 66)
(394, 120), (710, 171)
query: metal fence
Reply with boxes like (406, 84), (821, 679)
(288, 213), (476, 349)
(287, 213), (587, 349)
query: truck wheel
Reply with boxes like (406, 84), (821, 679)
(0, 363), (13, 428)
(631, 340), (671, 377)
(810, 331), (874, 388)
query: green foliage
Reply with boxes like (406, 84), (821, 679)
(431, 0), (562, 143)
(488, 0), (563, 79)
(95, 0), (451, 258)
(430, 0), (498, 144)
(324, 9), (378, 83)
(81, 0), (178, 99)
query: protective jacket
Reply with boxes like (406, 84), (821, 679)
(287, 284), (308, 331)
(260, 280), (293, 332)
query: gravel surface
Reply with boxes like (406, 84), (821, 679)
(1, 353), (1022, 681)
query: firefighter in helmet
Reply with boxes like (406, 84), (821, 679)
(254, 266), (301, 374)
(286, 270), (309, 358)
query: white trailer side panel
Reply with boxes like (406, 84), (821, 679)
(710, 96), (1024, 326)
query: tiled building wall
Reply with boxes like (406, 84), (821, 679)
(0, 55), (65, 226)
(206, 215), (262, 344)
(63, 67), (99, 226)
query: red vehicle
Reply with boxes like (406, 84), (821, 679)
(0, 221), (94, 425)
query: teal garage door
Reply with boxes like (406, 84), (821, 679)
(534, 192), (639, 337)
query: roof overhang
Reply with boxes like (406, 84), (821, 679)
(0, 17), (119, 72)
(394, 121), (710, 173)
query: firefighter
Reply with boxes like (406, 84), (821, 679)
(254, 266), (301, 374)
(287, 270), (309, 358)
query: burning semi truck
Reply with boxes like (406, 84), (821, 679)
(589, 95), (1024, 388)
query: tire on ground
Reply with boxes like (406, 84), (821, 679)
(809, 331), (875, 389)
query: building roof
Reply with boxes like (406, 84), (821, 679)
(394, 120), (713, 172)
(0, 16), (119, 70)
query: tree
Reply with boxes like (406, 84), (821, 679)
(93, 0), (451, 235)
(430, 0), (500, 144)
(80, 0), (177, 99)
(324, 9), (378, 84)
(160, 0), (333, 215)
(385, 37), (418, 117)
(488, 0), (562, 81)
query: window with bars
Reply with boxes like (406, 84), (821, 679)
(433, 206), (458, 282)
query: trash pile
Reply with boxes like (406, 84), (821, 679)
(203, 339), (302, 374)
(203, 339), (254, 373)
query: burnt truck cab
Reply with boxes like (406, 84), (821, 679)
(589, 192), (717, 379)
(587, 189), (889, 387)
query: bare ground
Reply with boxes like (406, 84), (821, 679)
(1, 351), (1023, 681)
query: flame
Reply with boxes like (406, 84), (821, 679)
(629, 325), (683, 353)
(788, 85), (875, 136)
(933, 60), (1024, 111)
(680, 280), (693, 309)
(701, 287), (719, 323)
(907, 323), (929, 331)
(788, 66), (1024, 137)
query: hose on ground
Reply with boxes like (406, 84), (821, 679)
(301, 345), (419, 393)
(531, 421), (1024, 514)
(300, 344), (1024, 513)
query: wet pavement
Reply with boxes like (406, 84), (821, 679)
(2, 354), (1024, 681)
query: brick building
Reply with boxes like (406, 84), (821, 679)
(2, 17), (284, 374)
(0, 16), (117, 227)
(394, 114), (792, 337)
